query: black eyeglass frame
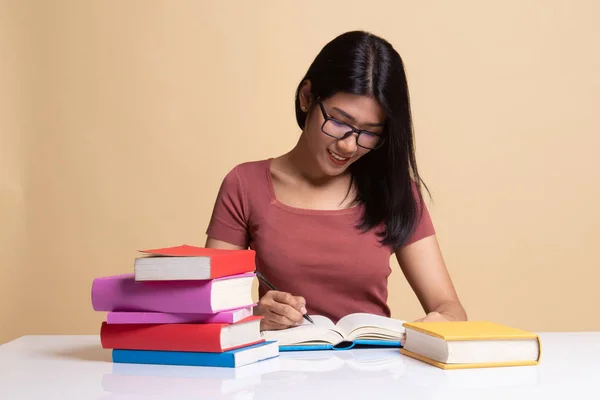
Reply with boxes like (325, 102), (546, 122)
(316, 98), (385, 150)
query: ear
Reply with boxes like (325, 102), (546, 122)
(299, 79), (313, 112)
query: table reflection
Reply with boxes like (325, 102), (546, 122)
(98, 347), (540, 399)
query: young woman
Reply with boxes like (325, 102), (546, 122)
(205, 30), (467, 331)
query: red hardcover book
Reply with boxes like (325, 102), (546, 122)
(100, 316), (264, 353)
(134, 244), (255, 281)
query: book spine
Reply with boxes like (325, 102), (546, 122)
(112, 348), (237, 367)
(91, 273), (216, 313)
(100, 321), (228, 352)
(106, 307), (254, 324)
(110, 341), (278, 368)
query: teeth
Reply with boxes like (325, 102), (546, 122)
(328, 150), (349, 161)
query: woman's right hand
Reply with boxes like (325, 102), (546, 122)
(256, 290), (307, 331)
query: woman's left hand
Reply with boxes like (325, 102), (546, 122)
(401, 311), (453, 346)
(413, 311), (453, 323)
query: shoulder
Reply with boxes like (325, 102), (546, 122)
(215, 158), (272, 204)
(223, 158), (270, 182)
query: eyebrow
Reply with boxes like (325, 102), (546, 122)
(332, 107), (384, 128)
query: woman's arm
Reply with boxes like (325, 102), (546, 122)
(205, 236), (246, 250)
(204, 236), (306, 330)
(395, 235), (467, 322)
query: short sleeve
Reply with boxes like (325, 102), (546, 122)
(401, 183), (436, 247)
(205, 166), (250, 247)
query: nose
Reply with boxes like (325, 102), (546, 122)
(336, 132), (358, 155)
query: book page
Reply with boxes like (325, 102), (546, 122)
(335, 313), (406, 341)
(260, 315), (343, 346)
(303, 315), (336, 329)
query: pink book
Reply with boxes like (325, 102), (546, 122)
(106, 306), (255, 324)
(91, 272), (255, 314)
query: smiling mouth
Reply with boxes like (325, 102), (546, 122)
(327, 149), (351, 164)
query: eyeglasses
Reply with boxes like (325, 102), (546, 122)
(317, 99), (384, 150)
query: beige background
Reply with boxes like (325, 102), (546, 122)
(1, 1), (599, 344)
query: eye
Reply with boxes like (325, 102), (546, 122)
(330, 119), (347, 127)
(361, 131), (380, 137)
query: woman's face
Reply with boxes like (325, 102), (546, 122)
(300, 89), (386, 177)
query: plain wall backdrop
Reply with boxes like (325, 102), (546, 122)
(1, 0), (599, 344)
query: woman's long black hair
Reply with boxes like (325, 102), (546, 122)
(294, 30), (429, 249)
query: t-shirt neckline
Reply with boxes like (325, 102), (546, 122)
(264, 158), (362, 216)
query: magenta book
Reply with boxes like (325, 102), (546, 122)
(106, 306), (255, 324)
(91, 272), (255, 314)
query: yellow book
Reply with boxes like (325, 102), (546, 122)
(400, 321), (542, 370)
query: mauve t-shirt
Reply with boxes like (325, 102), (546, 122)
(206, 159), (435, 323)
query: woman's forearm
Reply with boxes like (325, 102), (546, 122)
(434, 300), (468, 321)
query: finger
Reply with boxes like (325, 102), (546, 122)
(264, 290), (285, 300)
(261, 319), (293, 331)
(266, 310), (301, 327)
(294, 296), (307, 314)
(270, 302), (304, 325)
(271, 291), (301, 308)
(258, 294), (300, 324)
(270, 292), (308, 315)
(258, 291), (288, 309)
(269, 302), (302, 321)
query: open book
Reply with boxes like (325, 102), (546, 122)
(260, 313), (406, 351)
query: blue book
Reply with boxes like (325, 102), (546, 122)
(112, 341), (279, 368)
(260, 313), (406, 351)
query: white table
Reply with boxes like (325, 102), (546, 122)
(1, 333), (598, 399)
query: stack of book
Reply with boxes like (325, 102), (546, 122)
(91, 244), (279, 368)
